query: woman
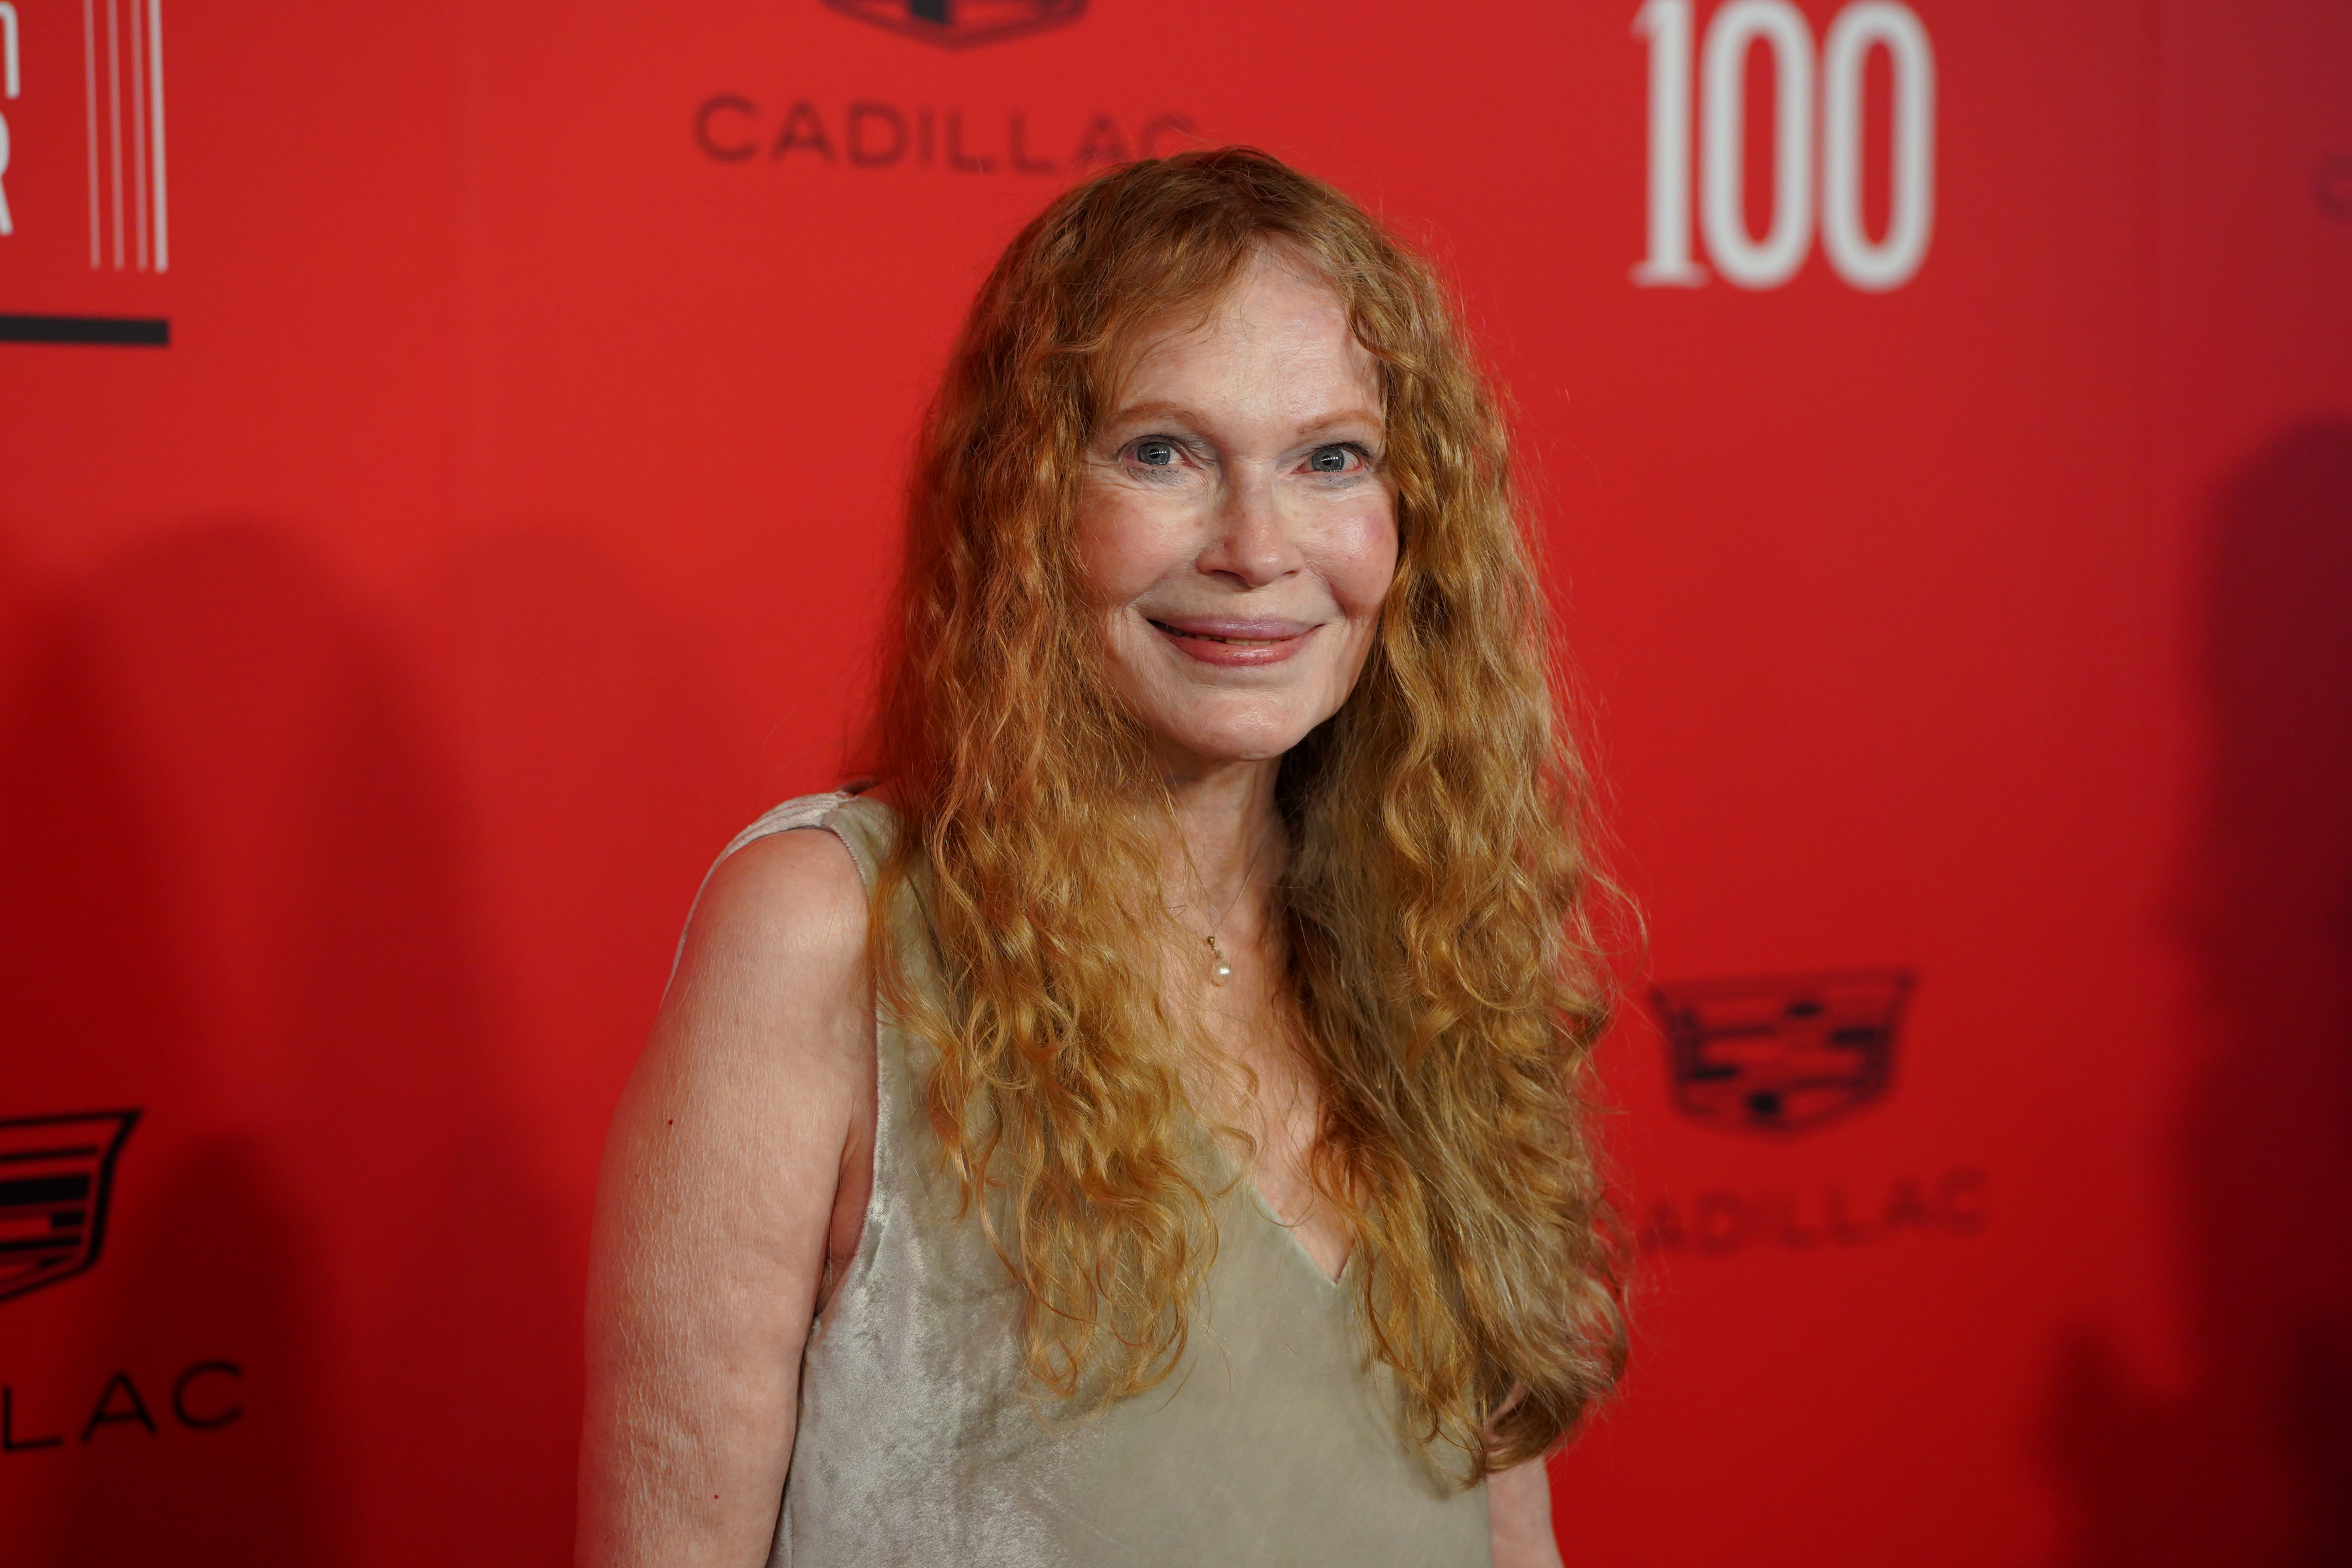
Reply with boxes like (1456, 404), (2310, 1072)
(580, 148), (1624, 1568)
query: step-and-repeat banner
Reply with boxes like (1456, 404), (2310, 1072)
(3, 2), (2347, 1563)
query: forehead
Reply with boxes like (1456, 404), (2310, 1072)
(1102, 248), (1380, 413)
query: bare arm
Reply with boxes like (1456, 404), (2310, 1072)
(578, 830), (871, 1568)
(1490, 1458), (1566, 1568)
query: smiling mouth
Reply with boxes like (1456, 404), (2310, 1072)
(1145, 617), (1316, 668)
(1148, 621), (1294, 647)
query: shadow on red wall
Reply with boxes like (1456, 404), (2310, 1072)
(55, 1141), (348, 1567)
(0, 525), (577, 1565)
(2043, 421), (2352, 1567)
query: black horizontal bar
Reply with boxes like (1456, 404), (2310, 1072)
(0, 1175), (91, 1205)
(0, 1145), (101, 1164)
(0, 314), (171, 346)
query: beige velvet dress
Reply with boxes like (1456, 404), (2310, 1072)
(708, 793), (1494, 1567)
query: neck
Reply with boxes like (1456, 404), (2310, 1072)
(1155, 749), (1284, 928)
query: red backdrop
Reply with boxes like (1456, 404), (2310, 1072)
(3, 1), (2348, 1563)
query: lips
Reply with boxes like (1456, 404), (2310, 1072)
(1146, 616), (1318, 668)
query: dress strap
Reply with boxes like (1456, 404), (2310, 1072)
(715, 791), (860, 864)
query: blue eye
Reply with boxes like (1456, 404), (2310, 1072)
(1134, 440), (1179, 467)
(1309, 446), (1355, 473)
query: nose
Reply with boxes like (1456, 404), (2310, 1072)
(1195, 464), (1302, 589)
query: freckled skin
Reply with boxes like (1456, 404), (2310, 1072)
(1079, 253), (1399, 774)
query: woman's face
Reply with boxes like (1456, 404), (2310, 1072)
(1078, 250), (1399, 774)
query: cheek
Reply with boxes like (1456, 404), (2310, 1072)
(1320, 503), (1401, 619)
(1076, 488), (1181, 606)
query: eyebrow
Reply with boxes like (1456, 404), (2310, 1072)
(1098, 400), (1386, 440)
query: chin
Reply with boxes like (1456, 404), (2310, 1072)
(1160, 707), (1320, 766)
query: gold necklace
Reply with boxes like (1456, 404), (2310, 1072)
(1194, 839), (1262, 988)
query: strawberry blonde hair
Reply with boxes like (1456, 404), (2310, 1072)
(864, 147), (1624, 1479)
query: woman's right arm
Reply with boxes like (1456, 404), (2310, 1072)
(578, 829), (872, 1568)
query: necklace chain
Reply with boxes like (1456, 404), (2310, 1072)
(1190, 834), (1265, 988)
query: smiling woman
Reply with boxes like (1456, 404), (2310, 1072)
(579, 148), (1625, 1568)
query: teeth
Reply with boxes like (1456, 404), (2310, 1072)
(1151, 621), (1286, 647)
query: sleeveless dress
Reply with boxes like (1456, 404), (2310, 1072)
(703, 793), (1494, 1568)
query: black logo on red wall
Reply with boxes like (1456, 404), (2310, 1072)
(0, 1111), (139, 1305)
(1651, 970), (1913, 1135)
(823, 0), (1086, 47)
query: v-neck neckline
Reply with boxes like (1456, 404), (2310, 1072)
(1201, 1130), (1353, 1292)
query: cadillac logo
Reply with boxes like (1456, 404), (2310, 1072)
(1651, 970), (1914, 1135)
(822, 0), (1087, 48)
(0, 1111), (140, 1305)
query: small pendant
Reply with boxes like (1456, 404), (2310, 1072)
(1207, 936), (1232, 986)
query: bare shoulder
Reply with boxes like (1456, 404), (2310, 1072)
(639, 824), (873, 1109)
(673, 825), (869, 996)
(598, 813), (873, 1223)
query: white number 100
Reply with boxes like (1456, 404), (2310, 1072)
(1634, 0), (1935, 291)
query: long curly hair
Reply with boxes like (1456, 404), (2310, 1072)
(862, 147), (1625, 1480)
